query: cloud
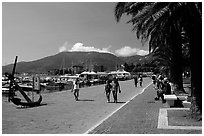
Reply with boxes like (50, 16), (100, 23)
(58, 42), (148, 57)
(58, 41), (69, 52)
(102, 45), (112, 52)
(115, 46), (149, 57)
(59, 46), (66, 52)
(69, 43), (113, 54)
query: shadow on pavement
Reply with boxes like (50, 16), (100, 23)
(77, 99), (95, 101)
(108, 101), (126, 104)
(16, 103), (47, 109)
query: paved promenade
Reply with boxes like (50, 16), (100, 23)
(88, 83), (202, 134)
(2, 78), (152, 134)
(2, 77), (201, 134)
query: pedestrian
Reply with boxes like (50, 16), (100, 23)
(111, 78), (121, 103)
(133, 75), (138, 87)
(156, 74), (163, 89)
(138, 75), (143, 87)
(152, 74), (156, 86)
(163, 78), (171, 95)
(155, 81), (166, 103)
(104, 80), (112, 103)
(71, 78), (80, 101)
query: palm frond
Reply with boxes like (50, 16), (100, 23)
(114, 2), (127, 22)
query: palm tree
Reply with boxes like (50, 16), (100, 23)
(115, 2), (184, 92)
(115, 2), (202, 116)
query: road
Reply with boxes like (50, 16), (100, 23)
(2, 77), (152, 134)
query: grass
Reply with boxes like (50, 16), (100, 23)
(168, 110), (202, 126)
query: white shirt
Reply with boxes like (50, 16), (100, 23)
(73, 80), (79, 90)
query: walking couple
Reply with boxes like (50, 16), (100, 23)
(104, 77), (121, 103)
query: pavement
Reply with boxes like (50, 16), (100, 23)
(88, 83), (202, 134)
(2, 78), (202, 134)
(2, 78), (152, 134)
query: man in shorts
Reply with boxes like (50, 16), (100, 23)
(71, 78), (80, 101)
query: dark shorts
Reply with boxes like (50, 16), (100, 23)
(73, 89), (79, 92)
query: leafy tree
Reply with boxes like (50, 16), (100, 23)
(123, 62), (129, 71)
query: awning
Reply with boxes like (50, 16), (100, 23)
(80, 71), (96, 75)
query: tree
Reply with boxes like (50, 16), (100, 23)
(115, 2), (201, 117)
(181, 3), (202, 117)
(115, 2), (185, 92)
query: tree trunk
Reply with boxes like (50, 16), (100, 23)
(169, 26), (185, 94)
(189, 23), (202, 118)
(186, 3), (202, 118)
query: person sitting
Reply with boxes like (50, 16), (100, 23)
(155, 80), (166, 103)
(163, 78), (171, 95)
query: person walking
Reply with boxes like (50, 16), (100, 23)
(138, 75), (143, 87)
(111, 78), (121, 103)
(104, 80), (112, 103)
(152, 74), (156, 85)
(71, 78), (80, 101)
(133, 75), (138, 87)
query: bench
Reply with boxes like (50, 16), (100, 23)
(164, 94), (188, 107)
(164, 95), (177, 107)
(177, 95), (188, 101)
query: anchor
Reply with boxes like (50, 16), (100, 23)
(7, 56), (42, 107)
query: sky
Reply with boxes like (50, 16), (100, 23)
(2, 2), (149, 65)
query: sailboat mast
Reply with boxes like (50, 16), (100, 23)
(63, 58), (65, 75)
(59, 57), (65, 75)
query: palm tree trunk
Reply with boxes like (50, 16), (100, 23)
(185, 3), (202, 119)
(169, 26), (185, 94)
(189, 23), (202, 119)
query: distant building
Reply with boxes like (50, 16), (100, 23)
(93, 65), (105, 72)
(72, 65), (83, 74)
(117, 64), (125, 71)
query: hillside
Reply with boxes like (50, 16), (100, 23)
(119, 55), (142, 64)
(2, 52), (154, 74)
(2, 52), (125, 74)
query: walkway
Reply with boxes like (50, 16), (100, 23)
(88, 83), (202, 134)
(2, 78), (152, 134)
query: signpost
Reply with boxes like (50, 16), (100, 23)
(33, 76), (40, 101)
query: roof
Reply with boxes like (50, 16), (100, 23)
(109, 70), (130, 74)
(80, 71), (96, 75)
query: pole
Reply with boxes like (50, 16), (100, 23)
(32, 76), (34, 102)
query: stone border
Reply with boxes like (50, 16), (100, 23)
(158, 108), (202, 130)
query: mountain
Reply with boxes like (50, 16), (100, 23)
(2, 52), (125, 74)
(2, 52), (153, 74)
(119, 55), (142, 64)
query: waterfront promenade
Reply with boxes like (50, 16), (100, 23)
(2, 77), (201, 134)
(2, 78), (152, 134)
